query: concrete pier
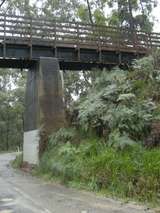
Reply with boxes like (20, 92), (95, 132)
(23, 57), (65, 165)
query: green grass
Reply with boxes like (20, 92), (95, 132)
(11, 154), (23, 168)
(36, 138), (160, 206)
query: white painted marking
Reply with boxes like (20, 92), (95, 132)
(44, 209), (52, 213)
(13, 187), (52, 213)
(23, 129), (40, 165)
(0, 210), (13, 213)
(1, 198), (13, 202)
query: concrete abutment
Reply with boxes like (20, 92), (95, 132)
(23, 57), (66, 165)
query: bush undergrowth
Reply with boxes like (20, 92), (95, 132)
(37, 129), (160, 205)
(12, 154), (23, 168)
(37, 53), (160, 206)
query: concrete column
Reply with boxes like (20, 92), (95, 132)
(23, 57), (66, 165)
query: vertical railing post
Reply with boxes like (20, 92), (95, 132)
(117, 27), (121, 65)
(30, 17), (33, 59)
(149, 33), (152, 49)
(99, 47), (102, 63)
(77, 23), (79, 46)
(117, 27), (121, 51)
(54, 21), (57, 57)
(98, 26), (102, 63)
(77, 23), (80, 61)
(145, 32), (149, 49)
(3, 13), (6, 58)
(133, 30), (138, 50)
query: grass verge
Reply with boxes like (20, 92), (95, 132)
(35, 137), (160, 207)
(11, 154), (23, 169)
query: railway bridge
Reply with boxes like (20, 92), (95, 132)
(0, 13), (159, 164)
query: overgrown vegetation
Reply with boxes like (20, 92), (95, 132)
(37, 52), (160, 206)
(0, 69), (26, 151)
(38, 136), (160, 205)
(75, 51), (160, 145)
(12, 154), (23, 168)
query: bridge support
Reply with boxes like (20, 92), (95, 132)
(23, 57), (66, 165)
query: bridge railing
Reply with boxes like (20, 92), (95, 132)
(0, 13), (159, 53)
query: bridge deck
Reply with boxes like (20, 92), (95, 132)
(0, 13), (159, 69)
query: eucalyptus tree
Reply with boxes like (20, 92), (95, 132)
(0, 69), (26, 151)
(0, 0), (37, 16)
(77, 0), (106, 25)
(107, 0), (157, 32)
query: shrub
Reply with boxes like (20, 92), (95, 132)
(12, 154), (23, 168)
(77, 68), (155, 141)
(49, 127), (77, 147)
(39, 137), (160, 204)
(108, 130), (137, 150)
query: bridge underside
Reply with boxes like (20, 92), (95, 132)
(0, 43), (145, 70)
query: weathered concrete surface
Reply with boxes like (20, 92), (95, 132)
(0, 153), (155, 213)
(24, 57), (66, 133)
(24, 57), (66, 164)
(38, 57), (66, 134)
(24, 63), (39, 132)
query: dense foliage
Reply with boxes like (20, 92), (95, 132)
(36, 53), (160, 205)
(0, 69), (26, 151)
(38, 133), (160, 205)
(76, 53), (160, 145)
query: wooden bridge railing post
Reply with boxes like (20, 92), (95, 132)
(3, 13), (6, 58)
(149, 33), (152, 49)
(133, 30), (137, 49)
(54, 21), (57, 57)
(98, 27), (102, 63)
(117, 27), (121, 52)
(77, 23), (80, 61)
(145, 32), (149, 51)
(30, 17), (33, 59)
(117, 28), (121, 65)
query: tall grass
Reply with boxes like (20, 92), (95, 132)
(38, 133), (160, 205)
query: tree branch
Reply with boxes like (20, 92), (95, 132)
(0, 0), (6, 8)
(86, 0), (94, 25)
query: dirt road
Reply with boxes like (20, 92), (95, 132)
(0, 153), (155, 213)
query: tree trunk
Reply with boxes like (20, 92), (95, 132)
(86, 0), (94, 25)
(0, 0), (6, 8)
(6, 110), (9, 151)
(117, 0), (121, 26)
(128, 0), (135, 31)
(140, 0), (145, 15)
(25, 0), (31, 16)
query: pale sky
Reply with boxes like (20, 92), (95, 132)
(103, 1), (160, 32)
(17, 0), (160, 33)
(33, 0), (160, 30)
(153, 2), (160, 32)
